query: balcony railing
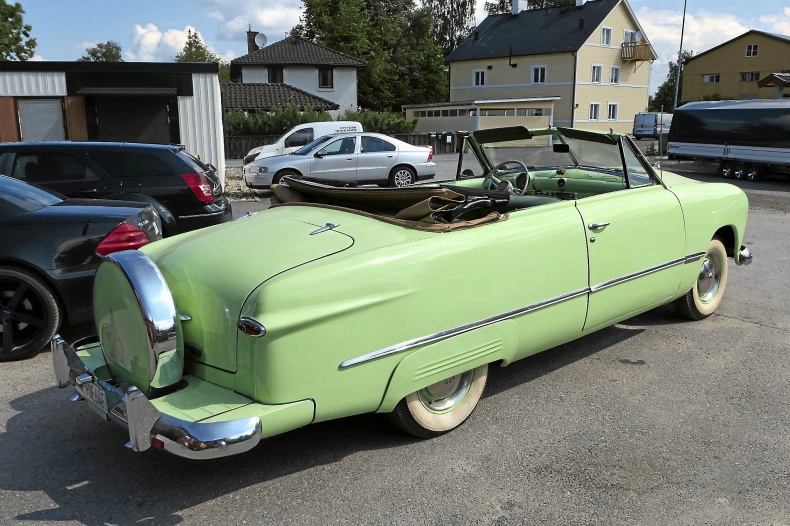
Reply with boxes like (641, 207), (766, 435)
(621, 41), (652, 61)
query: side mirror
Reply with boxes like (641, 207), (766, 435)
(315, 149), (327, 158)
(460, 168), (476, 179)
(207, 163), (217, 171)
(553, 144), (570, 153)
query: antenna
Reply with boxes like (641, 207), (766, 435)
(254, 33), (268, 49)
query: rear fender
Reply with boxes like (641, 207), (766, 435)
(376, 320), (519, 413)
(105, 193), (177, 236)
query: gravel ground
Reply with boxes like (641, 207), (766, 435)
(223, 166), (259, 201)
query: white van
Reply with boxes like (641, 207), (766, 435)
(633, 112), (672, 140)
(243, 121), (363, 164)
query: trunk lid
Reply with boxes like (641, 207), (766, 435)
(141, 208), (354, 372)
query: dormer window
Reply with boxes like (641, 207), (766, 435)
(318, 67), (334, 89)
(268, 66), (283, 84)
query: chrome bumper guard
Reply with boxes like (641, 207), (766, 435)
(738, 245), (753, 266)
(51, 336), (262, 460)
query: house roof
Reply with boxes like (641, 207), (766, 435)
(447, 0), (634, 62)
(758, 73), (790, 88)
(686, 30), (790, 63)
(231, 36), (367, 67)
(220, 83), (340, 111)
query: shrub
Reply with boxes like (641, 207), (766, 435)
(224, 105), (333, 136)
(338, 109), (417, 134)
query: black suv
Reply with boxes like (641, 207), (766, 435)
(0, 142), (232, 236)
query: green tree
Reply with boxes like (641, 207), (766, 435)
(175, 29), (230, 83)
(423, 0), (476, 56)
(0, 1), (36, 61)
(77, 40), (123, 62)
(485, 0), (575, 15)
(175, 29), (220, 62)
(649, 50), (693, 112)
(292, 0), (447, 111)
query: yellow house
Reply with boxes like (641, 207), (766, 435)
(404, 0), (655, 135)
(681, 30), (790, 103)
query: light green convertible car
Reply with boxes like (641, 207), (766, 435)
(52, 126), (752, 459)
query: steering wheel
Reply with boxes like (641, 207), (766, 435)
(494, 160), (531, 195)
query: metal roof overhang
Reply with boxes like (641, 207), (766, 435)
(74, 87), (178, 96)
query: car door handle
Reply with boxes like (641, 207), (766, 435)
(587, 222), (610, 230)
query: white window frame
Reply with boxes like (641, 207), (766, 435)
(746, 44), (758, 57)
(607, 103), (618, 121)
(531, 65), (546, 84)
(610, 66), (621, 85)
(601, 27), (612, 46)
(318, 67), (334, 90)
(473, 70), (486, 87)
(589, 102), (601, 121)
(591, 65), (603, 84)
(703, 74), (720, 84)
(624, 30), (637, 43)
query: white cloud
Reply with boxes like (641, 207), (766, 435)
(760, 7), (790, 36)
(193, 0), (303, 43)
(125, 23), (232, 62)
(636, 8), (750, 94)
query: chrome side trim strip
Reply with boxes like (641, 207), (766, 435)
(590, 257), (687, 293)
(340, 251), (707, 369)
(178, 209), (229, 219)
(339, 288), (590, 369)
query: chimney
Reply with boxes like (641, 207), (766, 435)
(512, 0), (521, 15)
(246, 27), (259, 54)
(579, 18), (585, 30)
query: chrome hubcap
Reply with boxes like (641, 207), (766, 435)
(697, 253), (721, 303)
(418, 370), (474, 412)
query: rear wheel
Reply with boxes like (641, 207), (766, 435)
(674, 238), (729, 320)
(389, 166), (416, 187)
(733, 163), (746, 180)
(0, 266), (61, 361)
(745, 164), (761, 182)
(719, 162), (733, 178)
(389, 364), (488, 438)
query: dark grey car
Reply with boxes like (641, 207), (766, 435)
(0, 142), (232, 236)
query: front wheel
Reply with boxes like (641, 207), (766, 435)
(0, 266), (61, 361)
(389, 166), (416, 187)
(388, 364), (488, 438)
(674, 238), (729, 320)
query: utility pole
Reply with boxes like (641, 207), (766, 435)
(672, 0), (688, 111)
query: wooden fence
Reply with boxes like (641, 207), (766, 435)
(224, 132), (459, 160)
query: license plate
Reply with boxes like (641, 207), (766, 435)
(80, 381), (109, 414)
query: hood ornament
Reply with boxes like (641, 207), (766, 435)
(310, 223), (339, 235)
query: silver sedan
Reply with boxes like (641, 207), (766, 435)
(243, 132), (436, 189)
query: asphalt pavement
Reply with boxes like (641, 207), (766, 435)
(1, 160), (788, 525)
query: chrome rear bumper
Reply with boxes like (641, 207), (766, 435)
(51, 336), (262, 460)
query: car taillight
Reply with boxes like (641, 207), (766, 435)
(181, 173), (213, 203)
(428, 147), (433, 162)
(96, 223), (151, 255)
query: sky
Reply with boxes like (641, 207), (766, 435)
(19, 0), (790, 96)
